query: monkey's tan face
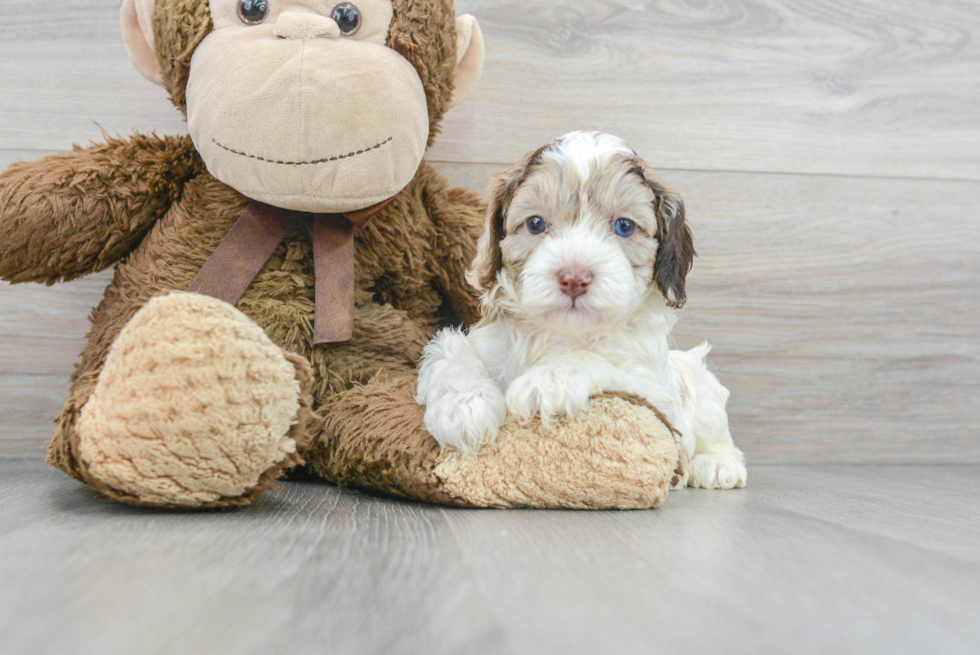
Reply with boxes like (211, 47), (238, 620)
(186, 0), (429, 213)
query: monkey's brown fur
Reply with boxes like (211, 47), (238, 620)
(1, 0), (484, 508)
(34, 155), (486, 506)
(1, 0), (679, 509)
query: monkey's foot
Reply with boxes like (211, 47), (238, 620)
(75, 293), (313, 508)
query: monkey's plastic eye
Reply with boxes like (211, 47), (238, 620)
(526, 216), (547, 235)
(614, 218), (636, 238)
(331, 3), (362, 35)
(238, 0), (270, 25)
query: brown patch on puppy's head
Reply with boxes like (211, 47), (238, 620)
(467, 143), (551, 293)
(469, 132), (696, 334)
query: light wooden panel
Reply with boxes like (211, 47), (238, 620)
(1, 0), (978, 179)
(670, 172), (980, 464)
(439, 0), (980, 180)
(0, 1), (188, 149)
(3, 157), (977, 462)
(0, 266), (114, 458)
(2, 460), (979, 654)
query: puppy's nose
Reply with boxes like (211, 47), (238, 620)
(274, 12), (341, 39)
(557, 268), (593, 299)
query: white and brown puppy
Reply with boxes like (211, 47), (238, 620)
(416, 132), (746, 489)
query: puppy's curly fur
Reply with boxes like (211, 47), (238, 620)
(417, 132), (747, 490)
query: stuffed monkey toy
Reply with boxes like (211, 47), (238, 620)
(0, 0), (680, 510)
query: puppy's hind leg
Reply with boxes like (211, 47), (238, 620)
(671, 344), (747, 490)
(416, 328), (506, 455)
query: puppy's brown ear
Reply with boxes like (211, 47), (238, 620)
(466, 144), (550, 293)
(655, 191), (695, 307)
(466, 174), (508, 293)
(636, 160), (695, 308)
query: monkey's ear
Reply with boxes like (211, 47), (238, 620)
(121, 0), (164, 86)
(450, 15), (485, 109)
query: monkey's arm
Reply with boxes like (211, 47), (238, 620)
(0, 133), (203, 284)
(423, 170), (486, 326)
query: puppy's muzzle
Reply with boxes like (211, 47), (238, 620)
(558, 267), (593, 299)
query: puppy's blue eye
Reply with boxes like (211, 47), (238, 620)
(614, 218), (636, 238)
(526, 216), (547, 235)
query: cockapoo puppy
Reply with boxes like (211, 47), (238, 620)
(416, 132), (746, 489)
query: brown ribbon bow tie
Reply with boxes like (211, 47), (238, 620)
(187, 198), (393, 345)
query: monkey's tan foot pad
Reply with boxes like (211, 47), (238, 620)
(308, 374), (679, 510)
(75, 292), (313, 509)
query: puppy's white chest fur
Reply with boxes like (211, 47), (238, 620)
(476, 310), (683, 419)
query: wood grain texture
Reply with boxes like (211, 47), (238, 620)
(0, 270), (113, 458)
(439, 0), (980, 180)
(1, 460), (978, 655)
(2, 0), (979, 179)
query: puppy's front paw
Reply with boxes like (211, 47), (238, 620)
(506, 366), (594, 426)
(423, 380), (506, 455)
(689, 449), (747, 489)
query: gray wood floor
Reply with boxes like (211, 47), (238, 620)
(2, 459), (979, 655)
(2, 1), (979, 653)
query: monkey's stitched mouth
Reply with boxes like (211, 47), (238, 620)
(211, 137), (394, 166)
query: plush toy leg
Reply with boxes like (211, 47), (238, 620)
(47, 293), (313, 509)
(432, 394), (680, 509)
(304, 375), (680, 510)
(303, 372), (465, 505)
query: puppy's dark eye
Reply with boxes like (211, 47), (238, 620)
(331, 3), (362, 35)
(614, 218), (636, 238)
(238, 0), (270, 25)
(526, 216), (547, 235)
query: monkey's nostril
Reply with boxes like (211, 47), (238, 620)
(557, 268), (594, 299)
